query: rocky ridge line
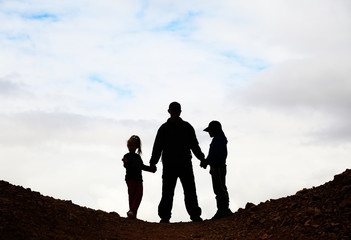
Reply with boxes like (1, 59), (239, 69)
(1, 169), (350, 239)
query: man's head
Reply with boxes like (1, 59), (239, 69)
(169, 102), (181, 111)
(168, 101), (182, 118)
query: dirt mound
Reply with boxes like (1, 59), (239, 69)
(1, 169), (350, 240)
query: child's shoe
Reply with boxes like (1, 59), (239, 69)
(127, 211), (135, 219)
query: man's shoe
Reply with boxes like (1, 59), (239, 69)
(211, 212), (223, 220)
(160, 219), (170, 223)
(223, 209), (233, 217)
(191, 216), (203, 222)
(211, 209), (233, 220)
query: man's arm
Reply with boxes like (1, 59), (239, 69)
(188, 123), (205, 161)
(149, 126), (164, 166)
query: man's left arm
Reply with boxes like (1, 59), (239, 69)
(188, 124), (205, 161)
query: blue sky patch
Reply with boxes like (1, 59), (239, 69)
(221, 51), (271, 72)
(89, 75), (133, 97)
(22, 13), (58, 21)
(136, 0), (149, 19)
(153, 11), (201, 33)
(5, 33), (30, 41)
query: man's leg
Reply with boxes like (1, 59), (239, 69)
(179, 161), (202, 221)
(158, 167), (177, 222)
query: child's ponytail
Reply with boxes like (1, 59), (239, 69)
(128, 135), (142, 155)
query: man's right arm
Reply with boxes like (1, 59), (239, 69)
(149, 126), (164, 166)
(187, 123), (205, 161)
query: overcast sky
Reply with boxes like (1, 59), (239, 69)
(1, 0), (350, 222)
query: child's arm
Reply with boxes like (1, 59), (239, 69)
(122, 157), (129, 168)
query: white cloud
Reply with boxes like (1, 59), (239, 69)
(235, 55), (351, 143)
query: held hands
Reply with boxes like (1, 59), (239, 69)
(200, 160), (208, 169)
(199, 159), (215, 174)
(150, 164), (157, 173)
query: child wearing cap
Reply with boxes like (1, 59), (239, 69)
(203, 121), (233, 220)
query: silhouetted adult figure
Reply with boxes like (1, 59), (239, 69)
(149, 102), (206, 223)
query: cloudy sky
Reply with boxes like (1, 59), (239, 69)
(1, 0), (350, 222)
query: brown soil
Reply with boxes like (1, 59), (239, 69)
(1, 169), (350, 240)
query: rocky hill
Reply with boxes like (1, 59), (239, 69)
(1, 169), (350, 240)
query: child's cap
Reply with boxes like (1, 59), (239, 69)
(204, 120), (222, 132)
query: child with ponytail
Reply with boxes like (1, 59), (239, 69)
(122, 135), (155, 219)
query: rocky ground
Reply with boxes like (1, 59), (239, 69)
(1, 169), (350, 240)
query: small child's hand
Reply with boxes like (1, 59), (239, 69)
(200, 160), (208, 169)
(150, 165), (157, 173)
(122, 157), (128, 163)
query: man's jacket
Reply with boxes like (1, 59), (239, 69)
(150, 118), (204, 166)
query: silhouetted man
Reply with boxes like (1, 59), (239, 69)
(150, 102), (206, 223)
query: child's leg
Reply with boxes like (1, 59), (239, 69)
(130, 181), (143, 217)
(211, 166), (229, 212)
(126, 180), (137, 211)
